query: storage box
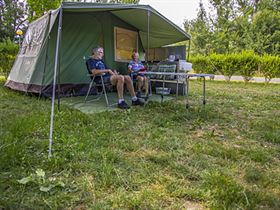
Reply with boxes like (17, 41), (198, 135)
(155, 87), (171, 95)
(151, 80), (186, 95)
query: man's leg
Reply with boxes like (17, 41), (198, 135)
(110, 75), (124, 99)
(136, 76), (144, 92)
(124, 75), (144, 106)
(124, 75), (136, 97)
(144, 76), (149, 95)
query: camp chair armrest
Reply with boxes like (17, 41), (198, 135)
(87, 73), (106, 77)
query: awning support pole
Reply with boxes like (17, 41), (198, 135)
(48, 7), (63, 158)
(57, 9), (63, 112)
(146, 10), (150, 63)
(187, 39), (191, 62)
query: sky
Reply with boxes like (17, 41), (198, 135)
(139, 0), (210, 28)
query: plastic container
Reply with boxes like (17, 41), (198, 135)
(156, 87), (171, 95)
(179, 60), (192, 72)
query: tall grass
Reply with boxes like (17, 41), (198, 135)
(1, 79), (280, 209)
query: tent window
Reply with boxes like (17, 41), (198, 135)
(114, 27), (138, 62)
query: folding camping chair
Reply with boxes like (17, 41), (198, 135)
(84, 57), (115, 107)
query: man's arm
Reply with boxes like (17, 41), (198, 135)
(128, 66), (133, 73)
(91, 69), (115, 76)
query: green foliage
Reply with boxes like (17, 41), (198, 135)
(62, 0), (139, 4)
(219, 54), (240, 81)
(252, 9), (280, 55)
(237, 51), (260, 82)
(0, 0), (27, 41)
(208, 54), (225, 76)
(27, 0), (60, 22)
(26, 0), (140, 22)
(260, 54), (280, 82)
(17, 169), (65, 193)
(191, 52), (280, 83)
(190, 55), (214, 74)
(185, 0), (212, 55)
(0, 39), (18, 78)
(185, 0), (280, 55)
(118, 0), (139, 3)
(202, 171), (258, 209)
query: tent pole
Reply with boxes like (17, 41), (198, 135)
(48, 7), (63, 158)
(187, 39), (191, 62)
(146, 10), (150, 63)
(57, 9), (63, 112)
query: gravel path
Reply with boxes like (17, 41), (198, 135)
(212, 75), (280, 83)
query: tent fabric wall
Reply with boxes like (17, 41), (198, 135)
(5, 9), (59, 93)
(42, 12), (139, 87)
(5, 3), (191, 96)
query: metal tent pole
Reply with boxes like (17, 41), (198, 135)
(145, 9), (151, 95)
(187, 40), (191, 62)
(48, 7), (63, 158)
(147, 10), (150, 63)
(57, 11), (63, 112)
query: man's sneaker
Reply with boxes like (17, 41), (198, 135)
(118, 101), (130, 109)
(136, 91), (141, 98)
(132, 98), (145, 106)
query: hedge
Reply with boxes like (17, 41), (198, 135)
(190, 52), (280, 82)
(0, 40), (18, 78)
(260, 54), (280, 83)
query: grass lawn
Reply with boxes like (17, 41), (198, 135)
(0, 78), (280, 209)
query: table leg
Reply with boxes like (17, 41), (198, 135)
(162, 74), (166, 103)
(148, 77), (152, 96)
(176, 76), (179, 99)
(186, 76), (190, 109)
(203, 76), (206, 105)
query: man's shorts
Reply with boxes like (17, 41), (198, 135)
(94, 74), (111, 84)
(130, 73), (145, 80)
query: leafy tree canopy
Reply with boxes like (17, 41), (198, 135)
(185, 0), (280, 55)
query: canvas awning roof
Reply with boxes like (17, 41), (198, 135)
(62, 2), (191, 48)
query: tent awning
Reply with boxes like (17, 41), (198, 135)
(61, 2), (190, 48)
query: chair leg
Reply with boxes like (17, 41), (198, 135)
(101, 76), (109, 107)
(85, 79), (94, 102)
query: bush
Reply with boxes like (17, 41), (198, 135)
(190, 55), (215, 74)
(190, 52), (271, 83)
(209, 54), (224, 74)
(0, 39), (19, 78)
(219, 54), (240, 81)
(260, 54), (280, 83)
(237, 51), (260, 82)
(210, 54), (241, 81)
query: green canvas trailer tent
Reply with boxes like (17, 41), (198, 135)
(5, 2), (191, 96)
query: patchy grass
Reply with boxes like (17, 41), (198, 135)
(0, 78), (280, 209)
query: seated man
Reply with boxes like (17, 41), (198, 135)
(88, 46), (144, 109)
(128, 51), (149, 97)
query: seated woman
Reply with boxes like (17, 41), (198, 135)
(128, 52), (149, 97)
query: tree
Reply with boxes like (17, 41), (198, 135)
(0, 0), (27, 41)
(26, 0), (140, 22)
(185, 0), (280, 55)
(252, 9), (280, 55)
(62, 0), (139, 4)
(184, 0), (212, 55)
(208, 0), (236, 53)
(27, 0), (60, 22)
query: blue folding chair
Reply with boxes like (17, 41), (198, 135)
(84, 57), (115, 107)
